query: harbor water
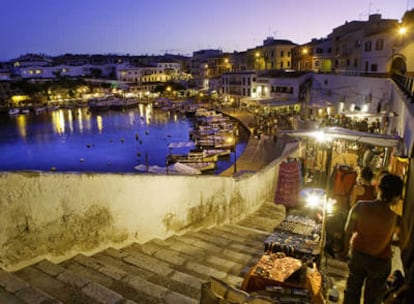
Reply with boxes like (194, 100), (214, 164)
(0, 104), (247, 174)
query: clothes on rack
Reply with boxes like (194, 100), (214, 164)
(274, 158), (303, 208)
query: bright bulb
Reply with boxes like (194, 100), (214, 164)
(306, 194), (321, 208)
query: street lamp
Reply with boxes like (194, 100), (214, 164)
(233, 127), (239, 174)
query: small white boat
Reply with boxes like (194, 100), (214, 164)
(182, 161), (216, 172)
(203, 148), (232, 157)
(8, 108), (20, 115)
(33, 106), (46, 114)
(134, 162), (202, 175)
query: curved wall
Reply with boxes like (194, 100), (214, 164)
(0, 143), (297, 271)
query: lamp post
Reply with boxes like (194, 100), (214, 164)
(233, 126), (239, 174)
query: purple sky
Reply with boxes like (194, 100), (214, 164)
(0, 0), (410, 61)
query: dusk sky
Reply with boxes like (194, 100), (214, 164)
(1, 0), (411, 61)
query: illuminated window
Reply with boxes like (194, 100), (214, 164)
(29, 70), (34, 74)
(35, 70), (42, 74)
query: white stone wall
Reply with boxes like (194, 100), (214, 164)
(0, 155), (285, 271)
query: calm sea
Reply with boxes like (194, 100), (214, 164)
(0, 104), (246, 174)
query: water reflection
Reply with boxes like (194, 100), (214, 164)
(68, 110), (74, 133)
(52, 110), (65, 135)
(0, 105), (246, 173)
(16, 115), (27, 139)
(96, 115), (103, 133)
(77, 108), (84, 133)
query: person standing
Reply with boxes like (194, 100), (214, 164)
(341, 173), (408, 304)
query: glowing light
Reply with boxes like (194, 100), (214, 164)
(52, 110), (65, 135)
(306, 194), (321, 208)
(96, 116), (103, 133)
(77, 108), (84, 133)
(11, 95), (29, 105)
(399, 26), (407, 36)
(311, 131), (330, 142)
(16, 115), (27, 139)
(68, 110), (74, 133)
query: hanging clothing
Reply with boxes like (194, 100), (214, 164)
(274, 159), (302, 208)
(330, 165), (357, 210)
(331, 165), (357, 196)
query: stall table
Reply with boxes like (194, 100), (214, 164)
(241, 253), (324, 304)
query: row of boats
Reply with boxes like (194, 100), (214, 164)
(8, 105), (60, 115)
(135, 107), (240, 175)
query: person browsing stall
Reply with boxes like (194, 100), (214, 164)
(341, 173), (408, 304)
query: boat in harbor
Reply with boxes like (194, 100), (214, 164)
(203, 148), (231, 157)
(134, 162), (202, 175)
(181, 161), (216, 172)
(168, 151), (219, 164)
(8, 108), (20, 115)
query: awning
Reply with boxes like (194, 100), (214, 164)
(278, 126), (402, 148)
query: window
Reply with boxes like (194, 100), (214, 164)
(280, 62), (283, 68)
(281, 50), (284, 57)
(375, 39), (384, 50)
(371, 64), (378, 72)
(353, 58), (358, 67)
(355, 40), (361, 48)
(364, 41), (372, 52)
(346, 59), (350, 67)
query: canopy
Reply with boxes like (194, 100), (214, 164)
(279, 127), (402, 148)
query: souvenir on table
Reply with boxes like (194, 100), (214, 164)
(277, 214), (321, 237)
(264, 229), (321, 260)
(253, 252), (303, 283)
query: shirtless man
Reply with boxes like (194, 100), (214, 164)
(341, 173), (408, 304)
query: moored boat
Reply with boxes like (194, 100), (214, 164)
(8, 108), (20, 115)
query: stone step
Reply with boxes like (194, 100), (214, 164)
(0, 202), (286, 303)
(0, 269), (61, 304)
(15, 260), (134, 304)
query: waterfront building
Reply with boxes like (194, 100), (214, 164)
(261, 37), (296, 70)
(292, 37), (332, 72)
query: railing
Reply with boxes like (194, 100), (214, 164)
(392, 72), (414, 103)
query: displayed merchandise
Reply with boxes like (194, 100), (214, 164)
(264, 229), (321, 260)
(264, 213), (322, 261)
(277, 214), (321, 237)
(253, 252), (303, 282)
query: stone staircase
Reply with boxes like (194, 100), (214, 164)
(0, 202), (287, 304)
